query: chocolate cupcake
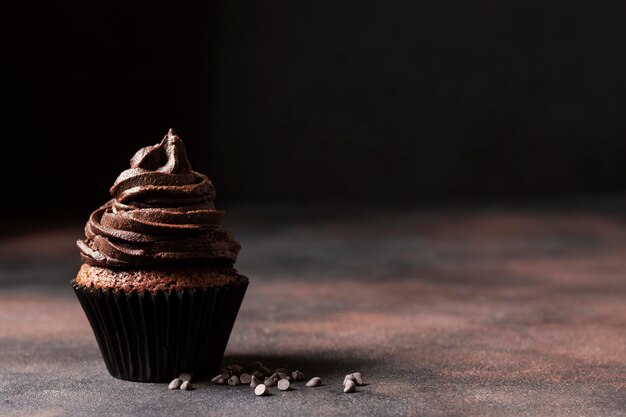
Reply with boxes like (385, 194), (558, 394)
(72, 129), (248, 382)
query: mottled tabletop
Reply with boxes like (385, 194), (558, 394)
(1, 202), (625, 416)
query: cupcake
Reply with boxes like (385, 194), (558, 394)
(72, 129), (248, 382)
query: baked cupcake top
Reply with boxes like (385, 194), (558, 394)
(77, 129), (241, 268)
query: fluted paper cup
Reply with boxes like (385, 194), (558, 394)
(72, 279), (247, 382)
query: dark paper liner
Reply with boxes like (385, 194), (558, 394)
(72, 279), (247, 382)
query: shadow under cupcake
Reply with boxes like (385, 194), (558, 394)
(72, 129), (248, 382)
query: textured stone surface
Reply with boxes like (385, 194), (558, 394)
(1, 203), (626, 416)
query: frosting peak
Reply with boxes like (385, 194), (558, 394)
(77, 130), (240, 268)
(130, 129), (192, 174)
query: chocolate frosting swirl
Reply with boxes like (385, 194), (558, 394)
(77, 129), (241, 268)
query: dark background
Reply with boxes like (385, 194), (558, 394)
(2, 1), (626, 217)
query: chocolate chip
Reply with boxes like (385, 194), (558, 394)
(277, 379), (290, 391)
(306, 377), (322, 387)
(260, 366), (272, 376)
(228, 375), (240, 386)
(211, 374), (226, 385)
(168, 378), (182, 389)
(180, 381), (194, 390)
(250, 375), (262, 388)
(264, 377), (276, 387)
(274, 367), (289, 374)
(343, 374), (356, 386)
(251, 370), (264, 379)
(239, 373), (252, 384)
(179, 372), (192, 382)
(291, 370), (305, 381)
(352, 372), (363, 385)
(277, 372), (292, 382)
(343, 380), (356, 393)
(254, 384), (268, 396)
(269, 373), (281, 382)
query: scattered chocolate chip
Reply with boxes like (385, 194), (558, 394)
(254, 384), (268, 396)
(291, 370), (305, 381)
(269, 373), (281, 383)
(306, 377), (322, 387)
(277, 379), (290, 391)
(180, 381), (194, 390)
(250, 375), (262, 388)
(277, 372), (292, 382)
(239, 373), (252, 384)
(343, 374), (356, 386)
(343, 380), (356, 393)
(179, 373), (192, 382)
(168, 378), (182, 390)
(210, 359), (364, 395)
(211, 374), (226, 385)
